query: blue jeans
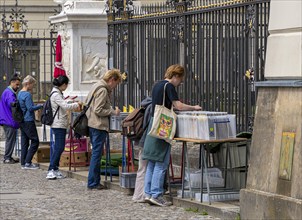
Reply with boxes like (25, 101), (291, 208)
(87, 127), (107, 188)
(144, 146), (171, 198)
(48, 128), (66, 171)
(20, 121), (39, 165)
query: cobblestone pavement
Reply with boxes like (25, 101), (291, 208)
(0, 162), (220, 220)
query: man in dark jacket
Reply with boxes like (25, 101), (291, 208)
(0, 74), (21, 164)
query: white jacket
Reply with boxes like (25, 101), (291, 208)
(50, 87), (79, 129)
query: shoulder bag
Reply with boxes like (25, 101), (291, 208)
(148, 82), (177, 143)
(72, 85), (102, 137)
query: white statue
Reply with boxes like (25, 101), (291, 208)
(86, 53), (106, 77)
(53, 0), (76, 13)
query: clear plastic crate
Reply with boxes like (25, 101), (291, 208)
(110, 113), (129, 131)
(185, 168), (224, 188)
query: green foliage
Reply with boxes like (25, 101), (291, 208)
(185, 207), (199, 213)
(200, 209), (208, 216)
(235, 213), (241, 220)
(184, 207), (208, 215)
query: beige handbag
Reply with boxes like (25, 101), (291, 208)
(148, 82), (177, 143)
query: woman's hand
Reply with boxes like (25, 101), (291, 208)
(114, 106), (121, 115)
(193, 105), (202, 111)
(76, 101), (84, 111)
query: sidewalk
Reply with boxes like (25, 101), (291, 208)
(38, 162), (239, 219)
(0, 161), (223, 220)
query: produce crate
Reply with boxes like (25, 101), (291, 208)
(32, 146), (50, 163)
(119, 172), (137, 188)
(59, 151), (91, 167)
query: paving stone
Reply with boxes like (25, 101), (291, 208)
(0, 162), (219, 220)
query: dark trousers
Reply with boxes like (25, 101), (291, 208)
(20, 121), (40, 165)
(48, 128), (66, 171)
(3, 125), (17, 160)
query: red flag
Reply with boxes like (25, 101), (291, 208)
(53, 35), (66, 78)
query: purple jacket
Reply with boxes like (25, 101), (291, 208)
(0, 87), (20, 129)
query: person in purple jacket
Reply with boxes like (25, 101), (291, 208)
(0, 74), (21, 164)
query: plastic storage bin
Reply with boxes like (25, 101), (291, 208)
(195, 191), (240, 202)
(185, 168), (224, 188)
(119, 172), (137, 188)
(110, 113), (129, 131)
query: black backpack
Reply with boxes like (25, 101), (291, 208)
(41, 91), (60, 126)
(10, 98), (24, 123)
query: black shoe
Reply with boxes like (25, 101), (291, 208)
(87, 184), (106, 190)
(11, 157), (20, 163)
(3, 159), (15, 164)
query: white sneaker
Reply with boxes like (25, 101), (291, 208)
(144, 194), (153, 205)
(54, 170), (65, 179)
(46, 169), (57, 180)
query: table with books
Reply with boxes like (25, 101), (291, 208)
(173, 111), (248, 204)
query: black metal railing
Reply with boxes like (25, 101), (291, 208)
(0, 30), (57, 101)
(107, 0), (270, 133)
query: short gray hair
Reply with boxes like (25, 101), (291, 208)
(22, 75), (36, 85)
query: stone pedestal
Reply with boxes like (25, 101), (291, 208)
(240, 0), (302, 219)
(240, 85), (302, 219)
(50, 0), (108, 101)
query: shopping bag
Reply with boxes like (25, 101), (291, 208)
(148, 83), (177, 143)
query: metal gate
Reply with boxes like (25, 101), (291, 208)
(107, 0), (270, 132)
(0, 31), (57, 102)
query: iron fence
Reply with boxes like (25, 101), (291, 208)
(107, 0), (270, 132)
(0, 30), (57, 101)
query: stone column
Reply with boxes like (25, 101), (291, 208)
(50, 0), (108, 101)
(240, 1), (302, 219)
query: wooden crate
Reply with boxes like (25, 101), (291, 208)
(32, 146), (50, 163)
(59, 151), (91, 167)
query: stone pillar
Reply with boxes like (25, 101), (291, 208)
(240, 1), (302, 219)
(50, 0), (108, 101)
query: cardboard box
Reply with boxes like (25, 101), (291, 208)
(64, 138), (88, 153)
(59, 151), (91, 167)
(32, 146), (50, 163)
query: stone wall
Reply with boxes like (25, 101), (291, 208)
(240, 87), (302, 219)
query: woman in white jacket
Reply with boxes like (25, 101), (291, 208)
(46, 76), (81, 180)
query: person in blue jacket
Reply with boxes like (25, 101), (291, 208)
(0, 74), (21, 164)
(18, 75), (43, 169)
